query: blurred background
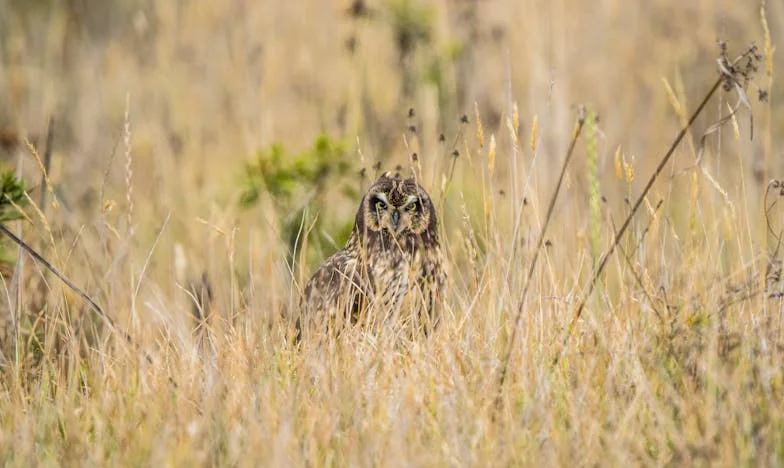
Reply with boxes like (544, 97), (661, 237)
(1, 0), (779, 191)
(0, 0), (780, 333)
(2, 3), (783, 464)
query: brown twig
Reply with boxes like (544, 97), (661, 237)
(495, 110), (586, 407)
(0, 224), (118, 336)
(556, 79), (721, 364)
(555, 45), (760, 364)
(0, 223), (178, 389)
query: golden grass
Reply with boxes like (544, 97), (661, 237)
(1, 0), (783, 465)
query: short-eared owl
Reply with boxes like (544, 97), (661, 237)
(302, 171), (445, 334)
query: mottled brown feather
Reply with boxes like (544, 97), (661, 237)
(301, 172), (445, 336)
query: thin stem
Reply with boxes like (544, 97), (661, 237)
(556, 76), (724, 364)
(496, 112), (586, 405)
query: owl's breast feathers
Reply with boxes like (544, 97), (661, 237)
(360, 228), (444, 325)
(302, 195), (445, 332)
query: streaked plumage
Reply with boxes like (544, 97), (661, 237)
(301, 171), (445, 335)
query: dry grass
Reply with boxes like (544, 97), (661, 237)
(1, 0), (784, 465)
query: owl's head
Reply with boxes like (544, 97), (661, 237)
(355, 171), (437, 238)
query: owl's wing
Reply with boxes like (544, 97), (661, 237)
(302, 249), (373, 329)
(415, 248), (446, 331)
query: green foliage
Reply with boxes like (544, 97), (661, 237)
(241, 135), (352, 208)
(0, 169), (28, 223)
(0, 168), (27, 290)
(240, 134), (357, 267)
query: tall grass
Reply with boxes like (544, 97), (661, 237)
(0, 0), (783, 465)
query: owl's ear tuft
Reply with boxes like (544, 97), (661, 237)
(404, 177), (420, 188)
(378, 171), (393, 181)
(354, 194), (368, 232)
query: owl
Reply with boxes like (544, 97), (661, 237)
(301, 171), (445, 336)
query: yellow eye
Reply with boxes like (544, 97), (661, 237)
(375, 200), (387, 211)
(407, 202), (418, 212)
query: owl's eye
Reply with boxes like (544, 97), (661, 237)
(374, 200), (387, 211)
(406, 202), (418, 212)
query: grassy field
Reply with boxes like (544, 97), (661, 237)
(1, 0), (783, 465)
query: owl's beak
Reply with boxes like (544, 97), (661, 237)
(392, 210), (400, 230)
